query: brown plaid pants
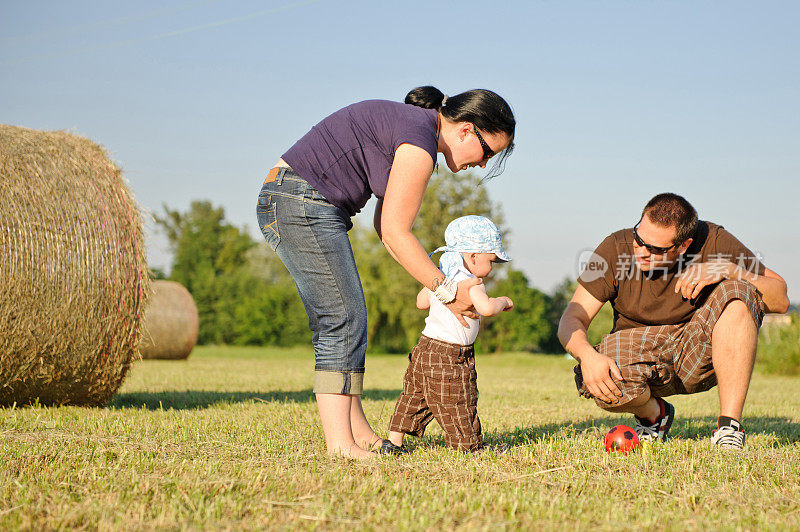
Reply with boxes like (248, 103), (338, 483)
(574, 279), (764, 410)
(388, 335), (482, 451)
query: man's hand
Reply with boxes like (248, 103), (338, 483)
(580, 350), (624, 404)
(675, 261), (735, 300)
(446, 277), (482, 327)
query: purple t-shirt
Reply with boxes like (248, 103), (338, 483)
(282, 100), (439, 217)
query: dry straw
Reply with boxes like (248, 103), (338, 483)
(139, 280), (198, 360)
(0, 124), (149, 406)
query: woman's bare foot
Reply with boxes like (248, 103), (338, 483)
(354, 434), (383, 452)
(328, 441), (377, 460)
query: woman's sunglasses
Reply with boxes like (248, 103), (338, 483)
(472, 127), (495, 161)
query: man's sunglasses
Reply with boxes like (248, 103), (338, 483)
(472, 127), (495, 161)
(633, 223), (679, 255)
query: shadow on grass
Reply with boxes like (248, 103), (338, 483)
(674, 415), (800, 445)
(494, 416), (800, 446)
(108, 388), (401, 410)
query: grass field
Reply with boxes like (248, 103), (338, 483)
(2, 346), (799, 530)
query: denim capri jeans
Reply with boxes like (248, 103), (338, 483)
(256, 167), (367, 395)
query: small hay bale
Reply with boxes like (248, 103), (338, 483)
(139, 280), (198, 360)
(0, 124), (149, 406)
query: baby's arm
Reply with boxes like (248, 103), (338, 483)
(416, 287), (431, 310)
(468, 284), (513, 317)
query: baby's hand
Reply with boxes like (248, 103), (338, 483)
(502, 296), (514, 311)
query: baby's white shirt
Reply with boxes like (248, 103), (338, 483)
(420, 265), (480, 346)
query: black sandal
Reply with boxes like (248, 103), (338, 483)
(380, 439), (411, 455)
(370, 438), (411, 455)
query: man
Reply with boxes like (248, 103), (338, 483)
(559, 193), (789, 449)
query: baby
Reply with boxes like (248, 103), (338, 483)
(386, 215), (513, 453)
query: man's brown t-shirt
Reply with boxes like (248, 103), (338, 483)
(578, 221), (765, 333)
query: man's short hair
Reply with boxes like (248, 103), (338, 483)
(642, 193), (698, 245)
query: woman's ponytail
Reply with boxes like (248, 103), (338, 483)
(405, 86), (445, 109)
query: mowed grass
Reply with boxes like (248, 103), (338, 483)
(2, 346), (799, 530)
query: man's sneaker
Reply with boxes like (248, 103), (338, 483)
(634, 397), (675, 443)
(711, 419), (746, 450)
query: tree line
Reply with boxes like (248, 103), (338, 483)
(154, 170), (613, 354)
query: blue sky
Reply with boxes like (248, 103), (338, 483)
(2, 1), (798, 300)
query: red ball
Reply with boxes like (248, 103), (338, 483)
(604, 425), (640, 455)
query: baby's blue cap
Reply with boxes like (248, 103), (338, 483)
(431, 215), (511, 277)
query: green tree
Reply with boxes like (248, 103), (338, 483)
(155, 201), (256, 344)
(231, 246), (309, 346)
(587, 302), (614, 345)
(156, 201), (253, 281)
(547, 277), (614, 349)
(149, 267), (168, 280)
(480, 269), (553, 353)
(548, 278), (577, 334)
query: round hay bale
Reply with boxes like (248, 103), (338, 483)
(0, 124), (149, 406)
(139, 280), (198, 360)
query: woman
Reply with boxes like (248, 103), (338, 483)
(256, 86), (515, 458)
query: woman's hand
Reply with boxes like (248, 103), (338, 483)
(445, 277), (482, 326)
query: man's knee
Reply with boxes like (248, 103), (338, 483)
(594, 386), (651, 413)
(711, 279), (763, 327)
(719, 299), (757, 327)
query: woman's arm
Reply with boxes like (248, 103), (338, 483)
(379, 143), (438, 285)
(374, 198), (401, 263)
(379, 143), (479, 325)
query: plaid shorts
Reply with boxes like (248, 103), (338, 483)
(388, 335), (482, 452)
(574, 279), (764, 410)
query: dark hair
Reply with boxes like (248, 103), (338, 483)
(405, 86), (516, 179)
(641, 193), (698, 244)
